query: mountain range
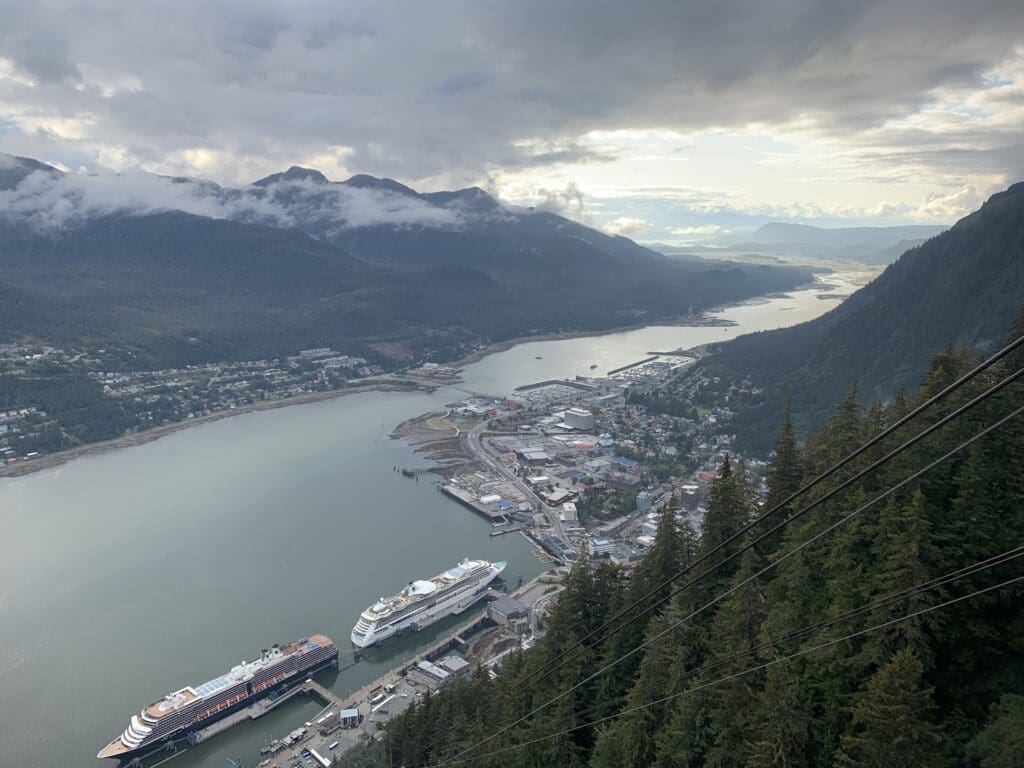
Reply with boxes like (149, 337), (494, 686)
(685, 182), (1024, 449)
(720, 221), (949, 264)
(0, 154), (812, 368)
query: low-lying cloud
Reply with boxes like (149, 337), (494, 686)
(0, 162), (466, 234)
(603, 216), (650, 236)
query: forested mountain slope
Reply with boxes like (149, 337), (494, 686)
(687, 182), (1024, 450)
(0, 155), (812, 368)
(341, 331), (1024, 768)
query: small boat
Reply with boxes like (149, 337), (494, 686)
(589, 364), (598, 369)
(535, 355), (543, 359)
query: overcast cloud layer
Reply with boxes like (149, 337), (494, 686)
(1, 0), (1022, 240)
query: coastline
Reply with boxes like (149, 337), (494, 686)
(447, 312), (738, 368)
(2, 273), (840, 483)
(441, 265), (861, 369)
(0, 380), (433, 481)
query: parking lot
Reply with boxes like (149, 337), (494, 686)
(261, 674), (428, 767)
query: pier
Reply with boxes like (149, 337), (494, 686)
(606, 355), (659, 375)
(301, 678), (346, 709)
(257, 610), (496, 767)
(151, 576), (556, 768)
(438, 483), (508, 521)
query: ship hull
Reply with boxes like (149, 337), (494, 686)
(99, 653), (338, 763)
(351, 563), (504, 648)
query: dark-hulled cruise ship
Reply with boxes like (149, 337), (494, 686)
(97, 633), (337, 761)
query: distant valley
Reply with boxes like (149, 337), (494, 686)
(654, 221), (949, 268)
(651, 182), (1024, 450)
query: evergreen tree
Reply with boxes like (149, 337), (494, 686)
(835, 649), (943, 768)
(865, 490), (933, 667)
(704, 549), (769, 768)
(761, 399), (805, 556)
(746, 663), (810, 768)
(965, 694), (1024, 768)
(654, 687), (714, 768)
(804, 383), (862, 472)
(592, 601), (693, 768)
(765, 401), (804, 506)
(595, 501), (687, 718)
(694, 456), (753, 606)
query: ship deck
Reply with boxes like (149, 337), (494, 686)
(145, 688), (198, 719)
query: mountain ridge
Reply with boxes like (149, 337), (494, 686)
(681, 181), (1024, 450)
(0, 153), (814, 369)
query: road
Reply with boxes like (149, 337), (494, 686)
(463, 421), (570, 544)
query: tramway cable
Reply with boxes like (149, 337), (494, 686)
(467, 333), (1024, 712)
(407, 334), (1024, 761)
(431, 543), (1024, 740)
(442, 394), (1024, 762)
(423, 571), (1024, 767)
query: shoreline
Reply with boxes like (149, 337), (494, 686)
(0, 380), (433, 481)
(447, 312), (739, 368)
(442, 271), (850, 369)
(2, 273), (843, 482)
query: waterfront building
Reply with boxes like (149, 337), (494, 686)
(564, 407), (596, 430)
(488, 594), (529, 625)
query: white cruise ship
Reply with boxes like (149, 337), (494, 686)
(351, 558), (506, 647)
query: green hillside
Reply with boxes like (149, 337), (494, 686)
(684, 182), (1024, 451)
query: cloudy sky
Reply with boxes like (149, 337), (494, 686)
(1, 0), (1022, 242)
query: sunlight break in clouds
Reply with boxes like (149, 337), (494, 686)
(0, 1), (1022, 238)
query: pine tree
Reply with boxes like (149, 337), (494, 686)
(865, 490), (933, 667)
(761, 399), (804, 557)
(704, 549), (768, 768)
(804, 383), (862, 472)
(745, 663), (810, 768)
(695, 456), (753, 605)
(592, 601), (693, 768)
(595, 501), (687, 718)
(835, 649), (943, 768)
(765, 398), (804, 513)
(653, 687), (714, 768)
(965, 693), (1024, 768)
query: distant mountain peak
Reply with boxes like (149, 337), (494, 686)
(341, 174), (419, 197)
(0, 153), (63, 190)
(252, 165), (329, 187)
(421, 186), (502, 211)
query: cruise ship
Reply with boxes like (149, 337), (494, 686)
(97, 634), (337, 761)
(351, 559), (506, 647)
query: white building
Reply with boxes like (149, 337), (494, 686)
(588, 538), (615, 557)
(561, 502), (578, 524)
(636, 490), (653, 513)
(564, 407), (595, 431)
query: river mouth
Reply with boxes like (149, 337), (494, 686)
(0, 269), (866, 768)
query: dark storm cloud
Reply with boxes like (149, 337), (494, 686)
(0, 0), (1021, 183)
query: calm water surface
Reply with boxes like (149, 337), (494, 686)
(0, 274), (853, 768)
